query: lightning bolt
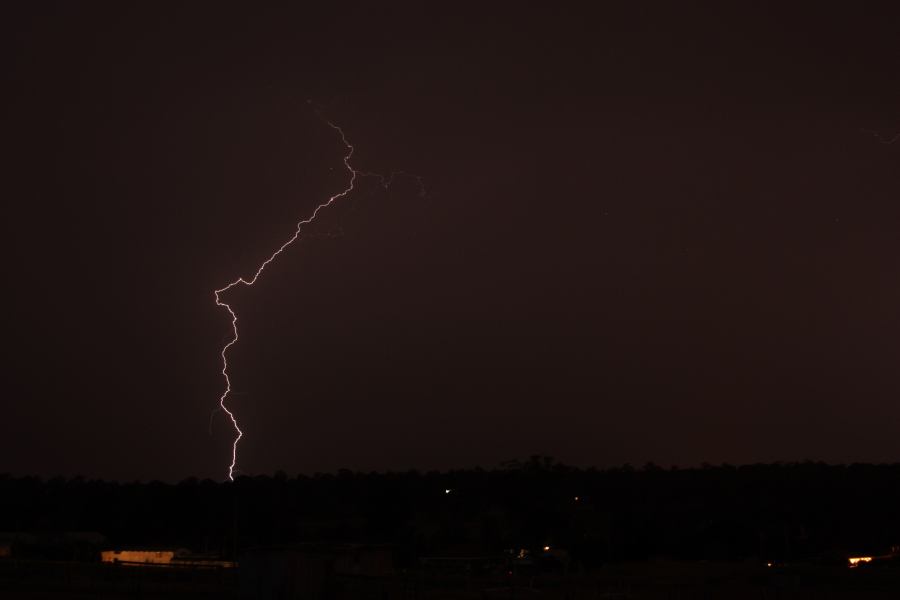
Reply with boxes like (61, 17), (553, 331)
(212, 118), (423, 481)
(860, 128), (900, 145)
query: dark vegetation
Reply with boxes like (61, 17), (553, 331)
(2, 460), (899, 565)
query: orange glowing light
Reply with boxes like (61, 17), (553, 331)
(101, 550), (176, 565)
(848, 556), (873, 567)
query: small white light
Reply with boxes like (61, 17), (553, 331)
(444, 488), (451, 494)
(543, 545), (551, 552)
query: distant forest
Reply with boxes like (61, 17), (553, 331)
(2, 460), (899, 566)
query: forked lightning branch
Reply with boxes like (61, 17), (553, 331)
(212, 119), (419, 481)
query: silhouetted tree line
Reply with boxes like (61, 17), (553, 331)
(2, 460), (899, 567)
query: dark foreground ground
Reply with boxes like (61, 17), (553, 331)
(4, 462), (900, 564)
(3, 463), (900, 598)
(2, 559), (900, 599)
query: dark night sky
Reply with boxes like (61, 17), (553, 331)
(3, 3), (900, 481)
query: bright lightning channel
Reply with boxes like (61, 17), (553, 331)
(213, 120), (410, 481)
